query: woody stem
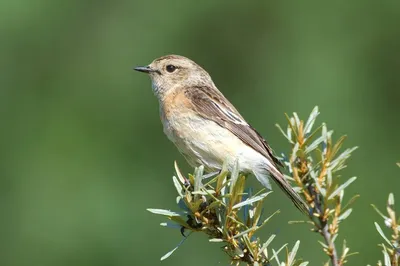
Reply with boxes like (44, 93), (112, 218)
(307, 184), (339, 266)
(321, 222), (340, 266)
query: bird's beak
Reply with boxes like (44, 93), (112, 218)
(134, 65), (154, 73)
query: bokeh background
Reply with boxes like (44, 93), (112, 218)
(1, 1), (399, 265)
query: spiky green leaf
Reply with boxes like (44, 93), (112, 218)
(328, 176), (357, 200)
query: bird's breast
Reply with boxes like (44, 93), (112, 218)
(158, 90), (268, 173)
(160, 104), (257, 171)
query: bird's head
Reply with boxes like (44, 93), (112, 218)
(134, 55), (214, 98)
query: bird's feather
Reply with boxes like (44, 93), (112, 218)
(184, 85), (283, 168)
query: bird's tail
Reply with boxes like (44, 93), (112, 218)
(254, 168), (309, 215)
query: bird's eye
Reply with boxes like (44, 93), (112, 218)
(166, 65), (177, 73)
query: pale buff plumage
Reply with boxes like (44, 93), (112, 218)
(160, 87), (271, 179)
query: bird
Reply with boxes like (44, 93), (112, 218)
(134, 55), (308, 214)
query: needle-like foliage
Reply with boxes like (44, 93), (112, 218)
(277, 106), (358, 266)
(148, 106), (362, 265)
(148, 161), (307, 265)
(371, 165), (400, 265)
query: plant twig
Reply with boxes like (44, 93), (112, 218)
(148, 162), (307, 265)
(372, 189), (400, 265)
(278, 106), (358, 266)
(321, 223), (339, 265)
(307, 184), (339, 265)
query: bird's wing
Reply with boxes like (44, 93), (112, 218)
(184, 85), (283, 168)
(185, 86), (310, 215)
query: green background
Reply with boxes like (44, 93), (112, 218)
(1, 1), (399, 265)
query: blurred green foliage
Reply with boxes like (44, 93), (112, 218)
(1, 1), (399, 265)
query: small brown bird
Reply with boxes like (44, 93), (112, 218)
(134, 55), (308, 213)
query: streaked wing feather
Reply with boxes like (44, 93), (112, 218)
(185, 86), (283, 169)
